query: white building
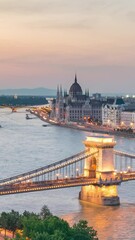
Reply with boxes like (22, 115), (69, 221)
(102, 98), (125, 128)
(121, 111), (135, 130)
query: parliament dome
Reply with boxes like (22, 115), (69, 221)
(69, 75), (82, 97)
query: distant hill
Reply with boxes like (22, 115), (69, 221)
(0, 95), (48, 106)
(0, 87), (56, 97)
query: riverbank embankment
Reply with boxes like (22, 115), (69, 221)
(30, 109), (135, 138)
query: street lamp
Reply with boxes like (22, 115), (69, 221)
(121, 121), (124, 127)
(76, 168), (79, 177)
(127, 166), (131, 172)
(56, 173), (59, 180)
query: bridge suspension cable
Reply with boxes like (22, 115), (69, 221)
(1, 149), (135, 196)
(114, 150), (135, 159)
(0, 150), (98, 186)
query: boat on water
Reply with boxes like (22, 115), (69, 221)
(26, 114), (37, 120)
(26, 114), (33, 120)
(42, 124), (48, 127)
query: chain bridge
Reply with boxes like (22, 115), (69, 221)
(0, 137), (135, 201)
(0, 136), (135, 205)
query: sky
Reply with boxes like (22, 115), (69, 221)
(0, 0), (135, 93)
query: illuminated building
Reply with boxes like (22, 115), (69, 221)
(79, 136), (120, 206)
(121, 110), (135, 130)
(50, 76), (124, 124)
(102, 97), (125, 127)
(50, 75), (91, 122)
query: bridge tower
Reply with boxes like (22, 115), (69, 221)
(79, 136), (120, 206)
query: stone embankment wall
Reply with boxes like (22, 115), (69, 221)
(31, 110), (135, 139)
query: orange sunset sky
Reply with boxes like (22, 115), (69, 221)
(0, 0), (135, 93)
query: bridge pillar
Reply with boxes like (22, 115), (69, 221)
(79, 136), (120, 206)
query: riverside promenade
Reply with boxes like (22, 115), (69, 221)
(30, 109), (135, 138)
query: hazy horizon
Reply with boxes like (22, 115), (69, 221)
(0, 0), (135, 92)
(0, 87), (134, 97)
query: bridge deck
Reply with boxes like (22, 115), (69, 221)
(0, 177), (96, 195)
(0, 176), (122, 196)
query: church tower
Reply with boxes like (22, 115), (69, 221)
(56, 85), (64, 121)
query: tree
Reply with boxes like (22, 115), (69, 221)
(22, 210), (39, 219)
(72, 220), (98, 240)
(22, 217), (41, 239)
(8, 210), (21, 238)
(45, 216), (69, 236)
(51, 230), (65, 240)
(0, 210), (22, 238)
(0, 212), (9, 236)
(32, 232), (51, 240)
(0, 206), (98, 240)
(39, 205), (52, 220)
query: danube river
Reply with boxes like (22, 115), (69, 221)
(0, 108), (135, 240)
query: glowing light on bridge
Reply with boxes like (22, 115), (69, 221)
(86, 136), (114, 144)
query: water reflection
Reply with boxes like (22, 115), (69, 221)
(0, 109), (135, 239)
(62, 201), (135, 240)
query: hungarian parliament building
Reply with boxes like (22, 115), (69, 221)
(50, 75), (135, 130)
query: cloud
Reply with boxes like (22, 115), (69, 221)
(26, 17), (95, 30)
(0, 0), (52, 14)
(0, 0), (127, 15)
(0, 0), (110, 30)
(1, 0), (135, 31)
(127, 11), (135, 22)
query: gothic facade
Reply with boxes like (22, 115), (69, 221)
(50, 75), (91, 122)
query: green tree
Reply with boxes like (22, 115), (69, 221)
(22, 217), (41, 239)
(22, 210), (39, 220)
(72, 220), (98, 240)
(0, 212), (9, 236)
(32, 232), (51, 240)
(45, 216), (69, 236)
(1, 206), (98, 240)
(39, 205), (52, 220)
(8, 210), (21, 237)
(51, 229), (65, 240)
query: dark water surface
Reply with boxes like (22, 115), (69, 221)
(0, 109), (135, 240)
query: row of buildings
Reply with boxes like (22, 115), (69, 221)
(50, 75), (135, 130)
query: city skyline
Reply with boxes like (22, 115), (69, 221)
(0, 0), (135, 92)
